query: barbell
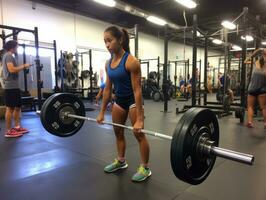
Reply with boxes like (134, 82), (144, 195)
(37, 93), (254, 185)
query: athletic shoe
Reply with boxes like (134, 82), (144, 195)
(246, 122), (254, 128)
(5, 128), (23, 138)
(14, 127), (29, 134)
(131, 166), (152, 182)
(104, 159), (128, 173)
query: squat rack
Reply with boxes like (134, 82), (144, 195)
(19, 40), (58, 93)
(169, 59), (189, 97)
(140, 57), (160, 86)
(178, 7), (266, 119)
(128, 24), (139, 59)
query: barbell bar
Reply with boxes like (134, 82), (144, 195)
(36, 109), (172, 140)
(37, 93), (255, 185)
(60, 112), (253, 165)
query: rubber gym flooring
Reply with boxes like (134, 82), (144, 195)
(0, 95), (265, 200)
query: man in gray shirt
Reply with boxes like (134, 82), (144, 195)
(2, 40), (32, 137)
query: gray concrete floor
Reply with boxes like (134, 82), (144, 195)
(0, 96), (265, 200)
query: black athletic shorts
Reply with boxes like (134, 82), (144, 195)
(248, 87), (266, 96)
(115, 95), (136, 110)
(4, 88), (22, 107)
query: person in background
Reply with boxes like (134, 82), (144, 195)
(2, 40), (32, 137)
(207, 74), (213, 94)
(217, 72), (234, 103)
(95, 82), (115, 111)
(245, 48), (266, 128)
(0, 49), (5, 88)
(95, 82), (106, 105)
(179, 76), (191, 97)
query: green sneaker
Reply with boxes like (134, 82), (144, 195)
(104, 159), (128, 173)
(131, 166), (152, 182)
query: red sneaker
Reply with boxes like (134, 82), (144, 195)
(246, 122), (254, 128)
(14, 127), (29, 134)
(5, 129), (23, 138)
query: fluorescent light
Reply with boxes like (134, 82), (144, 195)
(262, 41), (266, 45)
(17, 46), (36, 56)
(147, 15), (167, 26)
(17, 46), (24, 54)
(191, 31), (202, 37)
(93, 0), (116, 7)
(232, 45), (242, 51)
(197, 31), (202, 37)
(246, 35), (254, 41)
(247, 47), (255, 50)
(124, 5), (131, 12)
(221, 20), (236, 30)
(174, 0), (197, 9)
(230, 47), (255, 52)
(17, 47), (53, 56)
(212, 39), (223, 45)
(241, 35), (254, 42)
(18, 39), (30, 45)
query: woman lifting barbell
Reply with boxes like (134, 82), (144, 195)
(96, 26), (151, 182)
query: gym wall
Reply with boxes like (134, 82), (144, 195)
(0, 0), (220, 86)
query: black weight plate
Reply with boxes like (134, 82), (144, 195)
(160, 91), (164, 101)
(170, 107), (199, 181)
(149, 91), (154, 99)
(223, 95), (230, 112)
(240, 107), (245, 123)
(235, 108), (241, 118)
(41, 93), (85, 137)
(40, 93), (85, 137)
(216, 91), (222, 102)
(235, 107), (245, 123)
(40, 93), (73, 136)
(240, 112), (245, 123)
(153, 91), (161, 102)
(171, 108), (219, 185)
(40, 95), (54, 130)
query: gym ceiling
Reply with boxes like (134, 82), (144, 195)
(31, 0), (266, 46)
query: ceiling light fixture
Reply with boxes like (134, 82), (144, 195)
(212, 39), (223, 45)
(230, 47), (255, 52)
(124, 5), (131, 12)
(241, 35), (254, 42)
(197, 31), (202, 37)
(93, 0), (116, 7)
(232, 45), (242, 51)
(174, 0), (197, 9)
(18, 39), (31, 45)
(190, 31), (202, 37)
(146, 15), (167, 26)
(221, 20), (236, 30)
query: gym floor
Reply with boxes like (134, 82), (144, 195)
(0, 97), (265, 200)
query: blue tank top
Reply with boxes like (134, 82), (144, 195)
(107, 52), (134, 97)
(100, 82), (105, 90)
